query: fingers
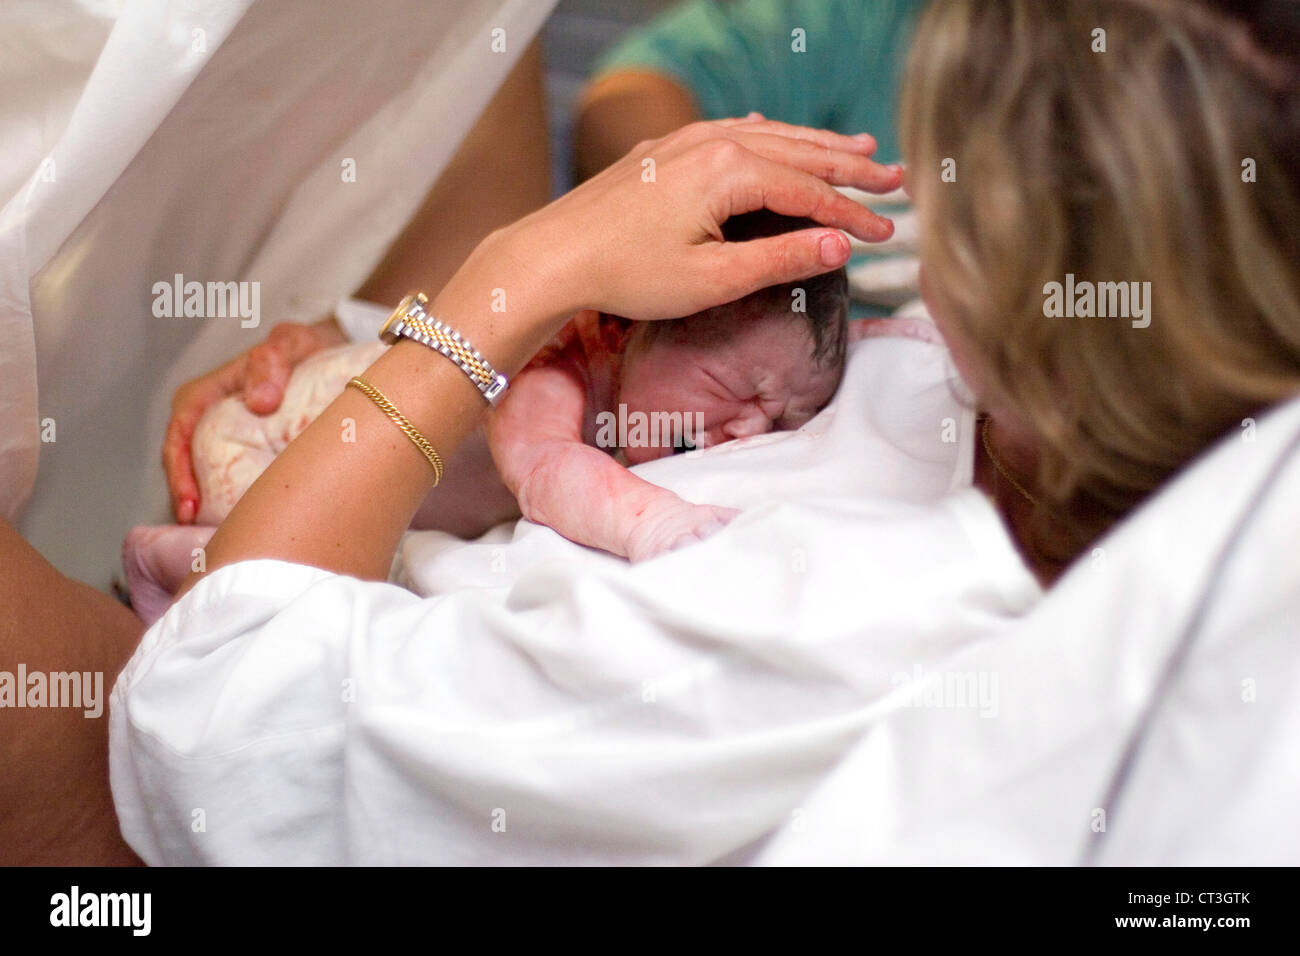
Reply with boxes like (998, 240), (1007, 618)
(162, 322), (336, 523)
(713, 111), (766, 126)
(671, 117), (889, 191)
(241, 322), (327, 414)
(164, 352), (248, 522)
(726, 117), (880, 159)
(161, 417), (199, 524)
(242, 346), (291, 414)
(700, 116), (879, 159)
(644, 119), (897, 197)
(722, 128), (902, 194)
(719, 149), (896, 242)
(163, 376), (229, 524)
(709, 227), (855, 303)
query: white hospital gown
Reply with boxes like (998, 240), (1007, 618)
(109, 331), (1045, 864)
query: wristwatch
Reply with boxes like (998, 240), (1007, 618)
(379, 292), (509, 405)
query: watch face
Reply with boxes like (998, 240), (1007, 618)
(379, 311), (404, 344)
(380, 292), (423, 343)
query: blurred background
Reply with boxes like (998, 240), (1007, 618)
(543, 0), (676, 196)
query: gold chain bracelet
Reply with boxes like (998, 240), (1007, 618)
(346, 376), (444, 485)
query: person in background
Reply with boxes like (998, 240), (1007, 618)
(575, 0), (925, 180)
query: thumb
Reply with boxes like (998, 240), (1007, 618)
(714, 228), (851, 298)
(243, 322), (333, 414)
(242, 343), (293, 414)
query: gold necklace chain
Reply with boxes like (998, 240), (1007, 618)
(980, 415), (1037, 505)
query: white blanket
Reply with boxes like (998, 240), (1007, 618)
(759, 393), (1300, 865)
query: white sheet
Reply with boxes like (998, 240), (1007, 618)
(757, 395), (1300, 865)
(110, 331), (1046, 864)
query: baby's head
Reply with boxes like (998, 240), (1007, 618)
(616, 211), (849, 464)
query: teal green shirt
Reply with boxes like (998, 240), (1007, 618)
(594, 0), (925, 163)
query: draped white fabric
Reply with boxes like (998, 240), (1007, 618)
(0, 0), (555, 583)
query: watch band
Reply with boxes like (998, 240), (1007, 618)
(380, 292), (509, 405)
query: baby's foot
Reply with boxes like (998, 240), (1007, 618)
(121, 525), (216, 627)
(623, 501), (740, 563)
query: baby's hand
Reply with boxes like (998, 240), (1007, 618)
(623, 499), (740, 563)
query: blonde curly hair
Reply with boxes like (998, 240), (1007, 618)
(901, 0), (1300, 573)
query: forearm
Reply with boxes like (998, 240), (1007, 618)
(490, 368), (678, 558)
(512, 440), (681, 558)
(574, 70), (700, 182)
(0, 520), (143, 864)
(178, 229), (568, 594)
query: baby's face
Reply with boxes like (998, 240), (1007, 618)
(616, 309), (842, 465)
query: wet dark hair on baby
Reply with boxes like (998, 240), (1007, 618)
(715, 210), (850, 369)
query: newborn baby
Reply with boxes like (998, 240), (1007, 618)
(123, 212), (848, 622)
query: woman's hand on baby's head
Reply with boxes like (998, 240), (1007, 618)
(497, 118), (901, 325)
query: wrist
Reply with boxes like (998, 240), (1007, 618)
(429, 224), (577, 375)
